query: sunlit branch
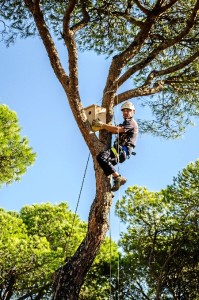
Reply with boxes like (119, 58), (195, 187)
(103, 3), (164, 106)
(118, 2), (199, 87)
(24, 0), (69, 86)
(155, 52), (199, 77)
(62, 1), (79, 89)
(63, 0), (77, 32)
(70, 0), (90, 32)
(116, 80), (164, 103)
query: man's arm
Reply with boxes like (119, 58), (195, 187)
(92, 119), (124, 133)
(101, 123), (125, 134)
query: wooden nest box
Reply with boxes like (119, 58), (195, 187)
(84, 104), (106, 125)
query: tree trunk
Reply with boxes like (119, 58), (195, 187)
(53, 167), (113, 299)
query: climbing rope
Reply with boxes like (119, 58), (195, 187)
(116, 155), (121, 300)
(53, 152), (91, 298)
(117, 188), (121, 299)
(69, 152), (91, 240)
(107, 87), (122, 299)
(109, 211), (112, 299)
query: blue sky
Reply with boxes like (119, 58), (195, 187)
(0, 37), (199, 240)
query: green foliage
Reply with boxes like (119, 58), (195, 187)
(20, 202), (86, 255)
(115, 160), (199, 299)
(0, 202), (119, 299)
(0, 104), (36, 186)
(0, 208), (55, 299)
(1, 1), (198, 138)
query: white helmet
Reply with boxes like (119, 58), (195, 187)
(121, 102), (135, 111)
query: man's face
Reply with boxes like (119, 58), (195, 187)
(122, 108), (133, 118)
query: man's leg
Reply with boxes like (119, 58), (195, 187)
(97, 149), (116, 176)
(97, 149), (126, 191)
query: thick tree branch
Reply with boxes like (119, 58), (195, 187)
(118, 1), (199, 87)
(121, 13), (144, 27)
(24, 0), (99, 158)
(102, 1), (166, 114)
(62, 0), (76, 31)
(102, 0), (182, 107)
(63, 0), (78, 88)
(70, 0), (90, 32)
(61, 1), (99, 152)
(23, 0), (69, 89)
(154, 51), (199, 77)
(152, 0), (179, 15)
(116, 80), (164, 103)
(116, 51), (198, 103)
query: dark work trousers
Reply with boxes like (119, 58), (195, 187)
(97, 148), (118, 176)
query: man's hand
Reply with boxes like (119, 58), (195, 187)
(92, 119), (104, 131)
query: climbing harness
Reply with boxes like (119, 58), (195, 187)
(111, 143), (136, 164)
(111, 146), (119, 158)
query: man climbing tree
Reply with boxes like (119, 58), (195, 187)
(1, 1), (198, 299)
(93, 101), (138, 192)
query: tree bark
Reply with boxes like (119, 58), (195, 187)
(52, 167), (113, 299)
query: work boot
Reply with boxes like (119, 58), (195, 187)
(111, 175), (127, 192)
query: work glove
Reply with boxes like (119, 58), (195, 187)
(92, 119), (104, 132)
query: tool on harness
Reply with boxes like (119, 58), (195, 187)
(111, 145), (135, 163)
